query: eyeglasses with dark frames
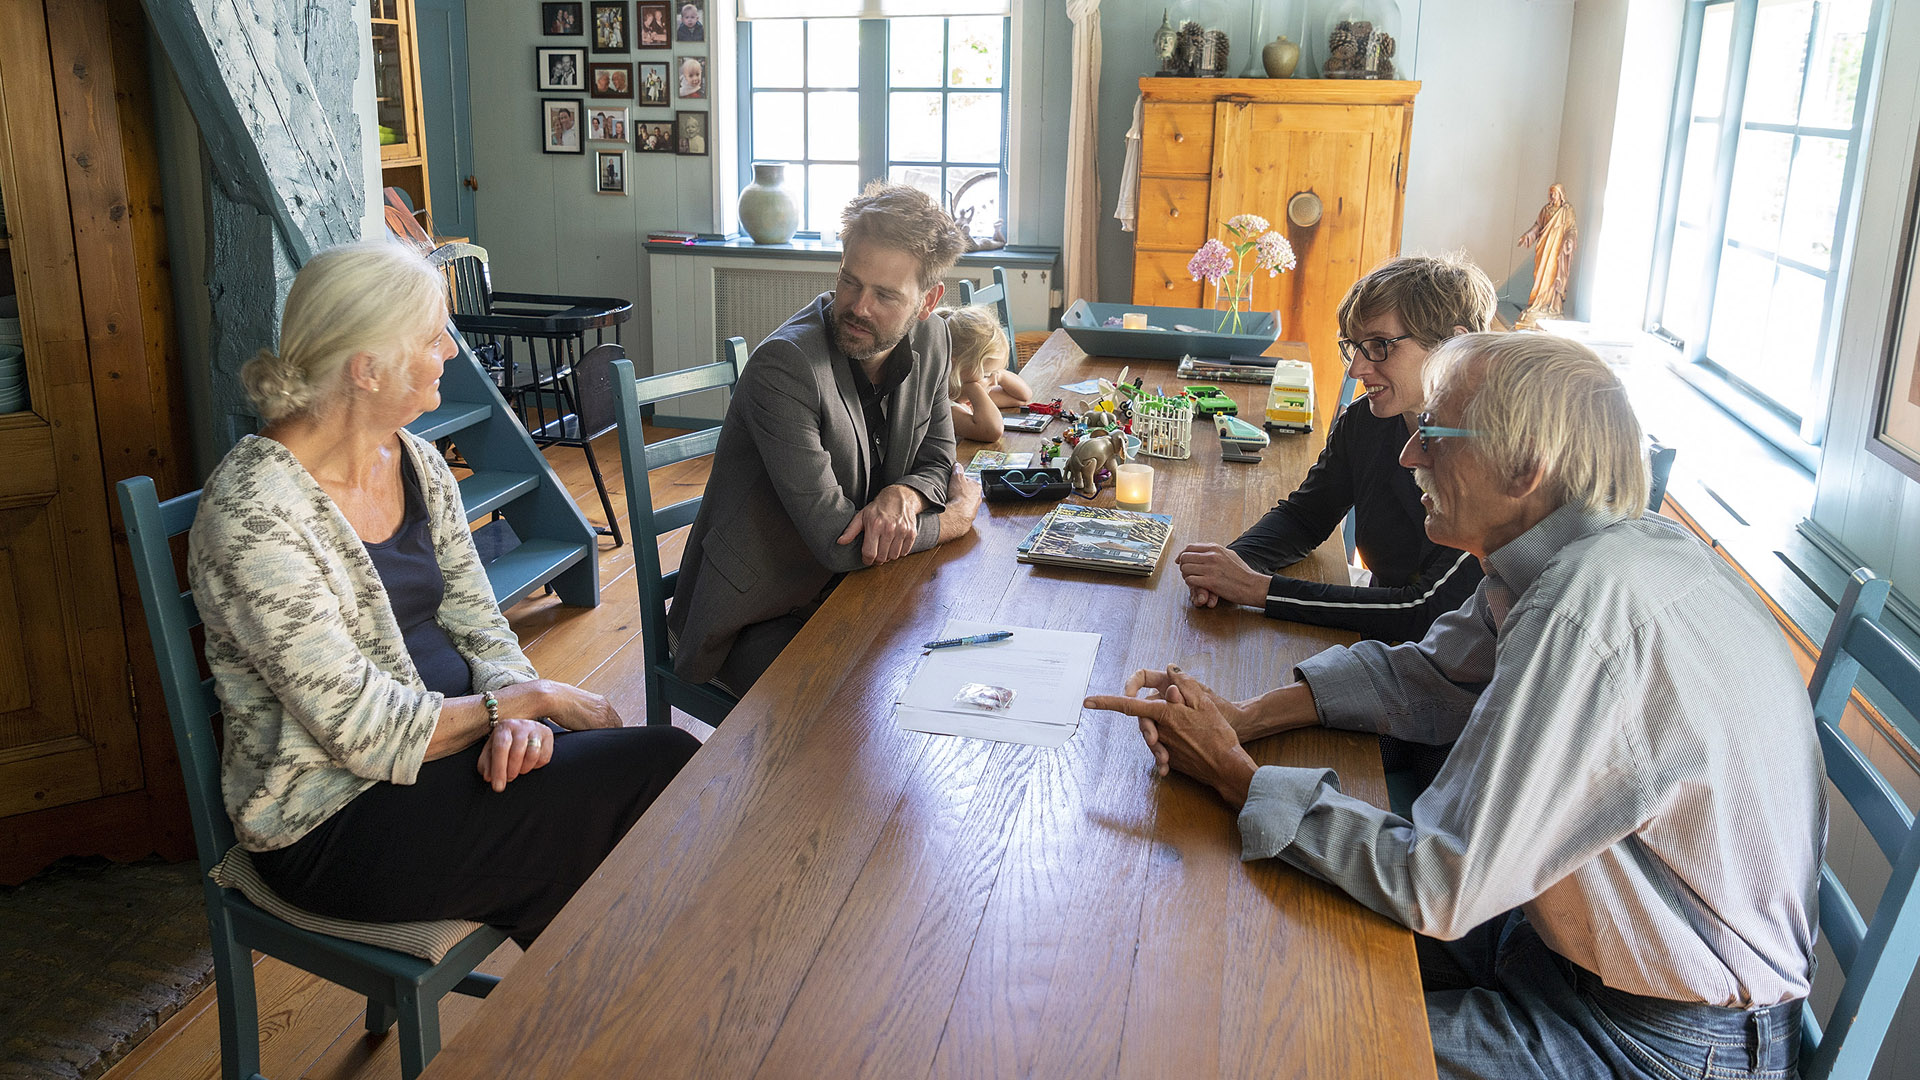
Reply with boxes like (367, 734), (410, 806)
(1337, 333), (1416, 365)
(1414, 411), (1485, 454)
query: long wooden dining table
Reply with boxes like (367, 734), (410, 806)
(420, 329), (1436, 1079)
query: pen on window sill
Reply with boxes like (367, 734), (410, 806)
(922, 631), (1014, 650)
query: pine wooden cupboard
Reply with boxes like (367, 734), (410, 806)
(372, 0), (435, 227)
(1132, 78), (1418, 409)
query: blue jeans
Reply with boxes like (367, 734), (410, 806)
(1421, 913), (1802, 1080)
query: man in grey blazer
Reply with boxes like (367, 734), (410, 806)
(668, 182), (984, 694)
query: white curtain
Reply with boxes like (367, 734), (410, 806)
(1063, 0), (1101, 307)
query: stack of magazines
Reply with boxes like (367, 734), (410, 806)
(1015, 504), (1172, 576)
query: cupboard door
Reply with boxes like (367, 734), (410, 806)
(1132, 249), (1205, 309)
(1210, 102), (1407, 403)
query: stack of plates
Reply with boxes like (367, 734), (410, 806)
(0, 297), (24, 412)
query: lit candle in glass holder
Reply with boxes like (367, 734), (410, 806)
(1121, 311), (1149, 330)
(1115, 463), (1154, 511)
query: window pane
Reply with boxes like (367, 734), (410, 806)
(1677, 120), (1720, 226)
(1741, 0), (1814, 126)
(948, 167), (999, 239)
(947, 16), (1002, 88)
(753, 21), (806, 88)
(1706, 247), (1776, 379)
(946, 92), (1001, 163)
(807, 91), (860, 160)
(1694, 3), (1737, 118)
(752, 91), (807, 162)
(1724, 129), (1792, 250)
(889, 92), (943, 160)
(1779, 135), (1847, 270)
(889, 16), (944, 87)
(1799, 0), (1871, 128)
(808, 164), (860, 236)
(807, 19), (860, 88)
(1663, 224), (1711, 346)
(887, 164), (943, 209)
(1751, 265), (1824, 408)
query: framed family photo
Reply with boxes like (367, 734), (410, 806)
(588, 106), (629, 143)
(676, 55), (706, 101)
(596, 150), (628, 195)
(635, 118), (676, 153)
(637, 2), (670, 47)
(541, 2), (583, 36)
(637, 62), (669, 106)
(676, 110), (708, 156)
(541, 98), (585, 154)
(675, 0), (705, 42)
(591, 1), (629, 52)
(589, 61), (632, 98)
(536, 47), (585, 92)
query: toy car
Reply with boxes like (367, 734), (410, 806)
(1264, 358), (1315, 433)
(1183, 385), (1238, 416)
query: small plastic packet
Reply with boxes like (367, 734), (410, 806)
(953, 683), (1016, 711)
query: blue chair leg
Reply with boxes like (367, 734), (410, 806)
(396, 985), (441, 1080)
(367, 996), (398, 1034)
(209, 915), (262, 1080)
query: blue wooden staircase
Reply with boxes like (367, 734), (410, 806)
(406, 332), (598, 607)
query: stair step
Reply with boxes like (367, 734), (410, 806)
(408, 402), (492, 441)
(458, 469), (541, 521)
(486, 539), (592, 609)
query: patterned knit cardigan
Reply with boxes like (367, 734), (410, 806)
(188, 432), (536, 852)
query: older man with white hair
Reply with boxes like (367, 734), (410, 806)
(1087, 333), (1825, 1080)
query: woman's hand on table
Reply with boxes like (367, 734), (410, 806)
(1176, 543), (1269, 609)
(476, 716), (554, 791)
(1084, 665), (1259, 808)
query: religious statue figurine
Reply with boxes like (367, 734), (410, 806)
(1516, 183), (1578, 330)
(1153, 9), (1179, 73)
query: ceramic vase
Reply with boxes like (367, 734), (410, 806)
(1262, 36), (1301, 78)
(738, 162), (800, 245)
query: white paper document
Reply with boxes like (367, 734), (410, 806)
(894, 619), (1101, 748)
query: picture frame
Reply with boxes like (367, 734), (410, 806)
(637, 62), (669, 107)
(635, 118), (676, 153)
(596, 150), (629, 195)
(676, 110), (708, 156)
(541, 2), (583, 36)
(587, 106), (629, 143)
(589, 61), (632, 99)
(536, 47), (586, 92)
(636, 2), (670, 48)
(590, 0), (629, 53)
(674, 0), (705, 43)
(541, 98), (585, 154)
(1871, 148), (1920, 481)
(675, 55), (707, 101)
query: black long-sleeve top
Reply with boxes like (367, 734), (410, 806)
(1228, 403), (1482, 642)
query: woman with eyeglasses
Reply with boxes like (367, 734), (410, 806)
(1176, 254), (1497, 643)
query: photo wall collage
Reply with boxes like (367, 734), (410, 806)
(537, 0), (710, 195)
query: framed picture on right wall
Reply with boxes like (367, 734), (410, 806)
(675, 111), (707, 156)
(1871, 147), (1920, 482)
(541, 98), (585, 154)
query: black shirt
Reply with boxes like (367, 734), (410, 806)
(832, 305), (914, 501)
(1227, 402), (1483, 642)
(363, 451), (472, 696)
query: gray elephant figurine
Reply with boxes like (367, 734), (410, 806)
(1066, 431), (1131, 497)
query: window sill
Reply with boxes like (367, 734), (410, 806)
(643, 235), (1061, 270)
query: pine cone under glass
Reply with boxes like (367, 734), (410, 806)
(1328, 26), (1356, 55)
(1204, 30), (1231, 75)
(1174, 21), (1205, 76)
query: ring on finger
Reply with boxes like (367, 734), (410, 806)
(528, 736), (543, 750)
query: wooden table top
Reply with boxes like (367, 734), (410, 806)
(421, 330), (1435, 1080)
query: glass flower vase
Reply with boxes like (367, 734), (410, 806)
(1214, 272), (1253, 334)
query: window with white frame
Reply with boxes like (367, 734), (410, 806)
(737, 6), (1010, 239)
(1647, 0), (1880, 451)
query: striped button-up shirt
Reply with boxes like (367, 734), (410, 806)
(1240, 505), (1825, 1007)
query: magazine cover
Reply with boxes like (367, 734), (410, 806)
(1017, 504), (1172, 576)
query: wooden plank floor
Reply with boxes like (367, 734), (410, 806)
(104, 428), (711, 1080)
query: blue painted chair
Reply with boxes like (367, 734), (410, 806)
(117, 477), (507, 1080)
(606, 338), (748, 727)
(1802, 568), (1920, 1080)
(955, 266), (1018, 372)
(1647, 438), (1676, 514)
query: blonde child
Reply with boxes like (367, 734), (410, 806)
(943, 305), (1032, 442)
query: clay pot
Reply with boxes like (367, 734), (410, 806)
(737, 162), (800, 245)
(1262, 36), (1301, 79)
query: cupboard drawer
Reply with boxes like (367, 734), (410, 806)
(1141, 104), (1214, 175)
(1131, 249), (1205, 308)
(1135, 177), (1211, 250)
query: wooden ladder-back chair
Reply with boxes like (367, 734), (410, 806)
(608, 339), (749, 727)
(1802, 568), (1920, 1080)
(116, 477), (507, 1080)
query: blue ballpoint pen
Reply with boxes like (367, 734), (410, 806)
(921, 631), (1014, 650)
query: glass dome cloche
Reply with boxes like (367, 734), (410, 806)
(1319, 3), (1402, 80)
(1153, 1), (1232, 79)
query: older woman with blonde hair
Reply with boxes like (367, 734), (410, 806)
(189, 241), (698, 944)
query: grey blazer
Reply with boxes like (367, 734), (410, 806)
(667, 293), (956, 685)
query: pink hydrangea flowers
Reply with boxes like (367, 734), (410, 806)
(1189, 212), (1297, 332)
